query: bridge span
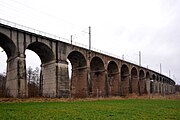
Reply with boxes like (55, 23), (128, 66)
(0, 19), (175, 98)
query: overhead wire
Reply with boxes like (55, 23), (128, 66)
(4, 0), (86, 31)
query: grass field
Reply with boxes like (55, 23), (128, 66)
(0, 99), (179, 120)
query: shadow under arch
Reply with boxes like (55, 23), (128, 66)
(90, 56), (106, 97)
(139, 69), (145, 95)
(0, 33), (16, 59)
(121, 64), (129, 96)
(107, 61), (119, 96)
(67, 51), (87, 98)
(130, 67), (138, 94)
(26, 42), (55, 64)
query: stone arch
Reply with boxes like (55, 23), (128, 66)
(121, 64), (129, 96)
(139, 69), (145, 95)
(90, 56), (106, 97)
(26, 42), (55, 64)
(26, 42), (55, 97)
(0, 33), (16, 59)
(67, 51), (87, 98)
(0, 33), (18, 97)
(107, 61), (119, 96)
(130, 67), (138, 94)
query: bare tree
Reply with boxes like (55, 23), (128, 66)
(27, 66), (40, 97)
(27, 66), (33, 84)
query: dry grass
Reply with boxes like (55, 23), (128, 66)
(0, 93), (179, 103)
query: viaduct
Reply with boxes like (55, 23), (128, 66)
(0, 19), (176, 98)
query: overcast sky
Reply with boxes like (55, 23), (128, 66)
(0, 0), (180, 84)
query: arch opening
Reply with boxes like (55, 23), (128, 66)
(27, 42), (54, 64)
(121, 64), (129, 96)
(90, 57), (106, 97)
(25, 49), (41, 97)
(107, 61), (119, 96)
(0, 33), (16, 97)
(0, 47), (7, 75)
(67, 51), (87, 98)
(26, 42), (55, 97)
(0, 47), (7, 97)
(90, 57), (104, 76)
(130, 67), (138, 94)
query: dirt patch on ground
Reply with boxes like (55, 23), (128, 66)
(0, 93), (179, 102)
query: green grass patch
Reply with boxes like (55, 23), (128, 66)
(0, 99), (179, 120)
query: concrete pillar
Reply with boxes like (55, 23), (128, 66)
(107, 73), (120, 96)
(42, 60), (57, 97)
(154, 80), (158, 93)
(157, 81), (160, 94)
(160, 82), (163, 95)
(162, 83), (165, 96)
(91, 70), (106, 97)
(165, 83), (168, 94)
(152, 80), (156, 94)
(56, 61), (70, 98)
(164, 83), (167, 95)
(121, 75), (130, 96)
(71, 66), (88, 98)
(168, 84), (171, 94)
(145, 79), (150, 95)
(140, 78), (145, 95)
(173, 86), (176, 93)
(131, 77), (139, 94)
(42, 61), (57, 97)
(6, 55), (27, 97)
(170, 85), (173, 94)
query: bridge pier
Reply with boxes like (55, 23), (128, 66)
(41, 60), (57, 97)
(131, 77), (139, 94)
(90, 70), (107, 97)
(107, 72), (120, 96)
(6, 55), (27, 97)
(159, 82), (162, 95)
(70, 66), (88, 98)
(145, 79), (151, 95)
(139, 78), (146, 95)
(56, 61), (70, 98)
(157, 81), (160, 94)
